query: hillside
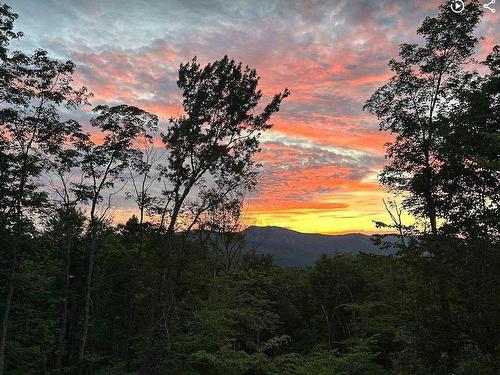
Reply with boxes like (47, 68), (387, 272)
(243, 226), (395, 267)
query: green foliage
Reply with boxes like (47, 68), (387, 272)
(286, 345), (387, 375)
(365, 1), (500, 373)
(456, 355), (496, 375)
(0, 2), (498, 375)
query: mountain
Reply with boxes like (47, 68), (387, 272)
(242, 226), (396, 267)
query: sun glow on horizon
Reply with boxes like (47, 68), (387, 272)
(8, 0), (495, 235)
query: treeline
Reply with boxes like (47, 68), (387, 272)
(0, 1), (499, 375)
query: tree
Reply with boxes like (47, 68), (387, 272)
(123, 140), (163, 369)
(158, 56), (289, 236)
(141, 56), (289, 374)
(47, 204), (85, 373)
(73, 104), (157, 374)
(439, 45), (500, 372)
(0, 8), (23, 370)
(198, 195), (246, 276)
(437, 45), (500, 239)
(43, 138), (90, 373)
(365, 0), (499, 371)
(364, 0), (482, 235)
(0, 5), (89, 372)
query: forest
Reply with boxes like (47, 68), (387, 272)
(0, 1), (499, 374)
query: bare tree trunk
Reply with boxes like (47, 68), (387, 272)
(0, 256), (18, 375)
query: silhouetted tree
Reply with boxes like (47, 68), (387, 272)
(200, 196), (246, 275)
(364, 0), (482, 235)
(365, 0), (500, 372)
(73, 105), (157, 374)
(0, 6), (89, 372)
(43, 135), (90, 373)
(141, 56), (289, 374)
(123, 139), (163, 369)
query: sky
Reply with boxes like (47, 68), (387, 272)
(5, 0), (499, 234)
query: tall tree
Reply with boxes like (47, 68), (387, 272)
(364, 0), (482, 235)
(73, 104), (157, 374)
(0, 13), (23, 370)
(44, 135), (89, 373)
(123, 138), (163, 369)
(0, 6), (89, 372)
(437, 45), (500, 239)
(365, 0), (500, 371)
(438, 45), (500, 372)
(141, 56), (289, 374)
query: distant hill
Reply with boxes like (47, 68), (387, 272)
(242, 226), (396, 267)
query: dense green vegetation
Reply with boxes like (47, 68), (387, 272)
(0, 1), (499, 374)
(2, 228), (499, 375)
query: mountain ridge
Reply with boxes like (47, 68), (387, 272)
(242, 225), (396, 267)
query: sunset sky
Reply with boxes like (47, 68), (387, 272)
(6, 0), (499, 234)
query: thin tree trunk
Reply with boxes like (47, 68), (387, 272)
(428, 203), (454, 371)
(140, 182), (195, 374)
(124, 206), (145, 369)
(77, 231), (96, 375)
(124, 259), (139, 371)
(320, 303), (332, 350)
(140, 228), (181, 374)
(55, 240), (72, 372)
(39, 344), (47, 375)
(0, 139), (33, 375)
(139, 251), (169, 375)
(0, 256), (18, 375)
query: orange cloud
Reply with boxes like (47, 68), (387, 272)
(38, 0), (495, 234)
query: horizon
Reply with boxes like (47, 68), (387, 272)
(2, 1), (499, 374)
(245, 224), (383, 236)
(5, 0), (499, 234)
